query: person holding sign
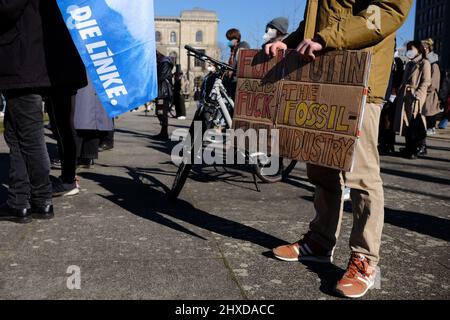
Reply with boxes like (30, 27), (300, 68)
(265, 0), (413, 298)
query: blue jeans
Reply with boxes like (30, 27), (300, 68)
(3, 91), (52, 208)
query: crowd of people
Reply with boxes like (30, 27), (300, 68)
(379, 38), (450, 159)
(1, 0), (449, 300)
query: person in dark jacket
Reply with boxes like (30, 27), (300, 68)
(173, 65), (186, 120)
(74, 76), (114, 168)
(223, 28), (250, 100)
(40, 1), (87, 197)
(153, 51), (174, 140)
(379, 53), (404, 155)
(0, 0), (87, 223)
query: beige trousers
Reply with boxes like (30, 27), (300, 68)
(306, 103), (384, 266)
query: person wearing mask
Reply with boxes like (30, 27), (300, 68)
(0, 0), (87, 223)
(395, 41), (432, 159)
(263, 17), (289, 45)
(153, 51), (174, 140)
(223, 28), (250, 100)
(265, 0), (413, 298)
(421, 39), (441, 138)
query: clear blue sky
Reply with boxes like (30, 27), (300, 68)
(155, 0), (416, 49)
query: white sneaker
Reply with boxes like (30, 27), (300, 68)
(343, 187), (351, 201)
(177, 116), (186, 120)
(52, 181), (80, 197)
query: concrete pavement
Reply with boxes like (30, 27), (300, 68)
(0, 104), (449, 300)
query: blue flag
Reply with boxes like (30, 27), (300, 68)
(56, 0), (158, 117)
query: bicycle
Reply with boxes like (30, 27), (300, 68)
(168, 46), (296, 200)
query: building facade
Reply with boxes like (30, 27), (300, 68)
(155, 8), (220, 87)
(415, 0), (450, 71)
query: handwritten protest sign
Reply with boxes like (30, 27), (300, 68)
(233, 49), (371, 172)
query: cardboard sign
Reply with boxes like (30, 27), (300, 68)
(233, 49), (371, 172)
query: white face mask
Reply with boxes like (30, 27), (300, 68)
(263, 28), (278, 42)
(207, 66), (216, 72)
(406, 49), (418, 60)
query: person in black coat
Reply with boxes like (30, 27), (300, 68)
(379, 55), (404, 155)
(0, 0), (87, 223)
(173, 66), (186, 120)
(153, 51), (174, 140)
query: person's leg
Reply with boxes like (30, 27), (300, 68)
(99, 128), (114, 150)
(334, 103), (384, 298)
(272, 155), (344, 263)
(4, 92), (52, 209)
(179, 95), (186, 117)
(155, 98), (169, 138)
(344, 103), (384, 267)
(3, 93), (31, 209)
(46, 92), (77, 184)
(307, 165), (345, 250)
(79, 130), (100, 160)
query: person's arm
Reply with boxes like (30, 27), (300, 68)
(283, 21), (305, 49)
(415, 61), (432, 102)
(429, 64), (441, 94)
(0, 0), (29, 23)
(316, 0), (413, 50)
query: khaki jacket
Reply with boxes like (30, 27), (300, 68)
(422, 62), (441, 117)
(283, 0), (414, 104)
(394, 56), (432, 135)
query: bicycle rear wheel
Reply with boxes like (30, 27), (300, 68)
(168, 110), (206, 200)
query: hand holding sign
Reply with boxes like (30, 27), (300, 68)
(296, 39), (323, 60)
(264, 41), (287, 57)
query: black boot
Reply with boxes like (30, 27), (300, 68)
(153, 126), (169, 141)
(78, 158), (95, 169)
(31, 204), (54, 220)
(0, 203), (32, 224)
(417, 145), (427, 156)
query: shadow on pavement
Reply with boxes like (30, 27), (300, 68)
(385, 207), (450, 242)
(262, 251), (345, 297)
(79, 168), (287, 250)
(381, 168), (450, 185)
(302, 261), (346, 297)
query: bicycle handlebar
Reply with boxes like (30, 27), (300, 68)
(185, 45), (236, 72)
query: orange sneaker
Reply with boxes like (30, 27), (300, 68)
(272, 232), (334, 263)
(335, 253), (377, 299)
